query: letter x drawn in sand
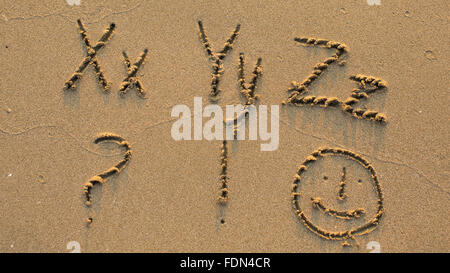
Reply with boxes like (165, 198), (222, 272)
(64, 19), (116, 92)
(119, 49), (149, 98)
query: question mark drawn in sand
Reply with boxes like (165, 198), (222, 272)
(291, 147), (384, 247)
(66, 241), (81, 253)
(197, 20), (241, 102)
(284, 37), (388, 123)
(197, 21), (263, 215)
(83, 133), (132, 225)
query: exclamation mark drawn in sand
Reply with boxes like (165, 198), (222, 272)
(197, 20), (240, 102)
(83, 133), (132, 226)
(291, 148), (384, 247)
(283, 37), (388, 123)
(64, 19), (115, 91)
(119, 49), (149, 98)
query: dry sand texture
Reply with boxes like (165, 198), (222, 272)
(0, 0), (449, 252)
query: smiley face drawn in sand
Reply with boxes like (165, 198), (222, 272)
(291, 148), (384, 246)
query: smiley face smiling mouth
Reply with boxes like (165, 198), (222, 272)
(311, 197), (366, 219)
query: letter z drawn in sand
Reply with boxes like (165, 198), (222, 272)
(284, 37), (388, 123)
(83, 133), (132, 226)
(64, 19), (115, 92)
(217, 54), (263, 204)
(291, 148), (384, 247)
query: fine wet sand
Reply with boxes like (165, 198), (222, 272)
(0, 0), (448, 252)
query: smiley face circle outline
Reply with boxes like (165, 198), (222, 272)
(291, 147), (384, 241)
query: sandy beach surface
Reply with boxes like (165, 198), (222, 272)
(0, 0), (448, 252)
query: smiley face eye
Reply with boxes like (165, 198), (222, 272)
(323, 176), (328, 181)
(358, 179), (363, 183)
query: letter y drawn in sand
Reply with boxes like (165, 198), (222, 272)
(284, 37), (388, 123)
